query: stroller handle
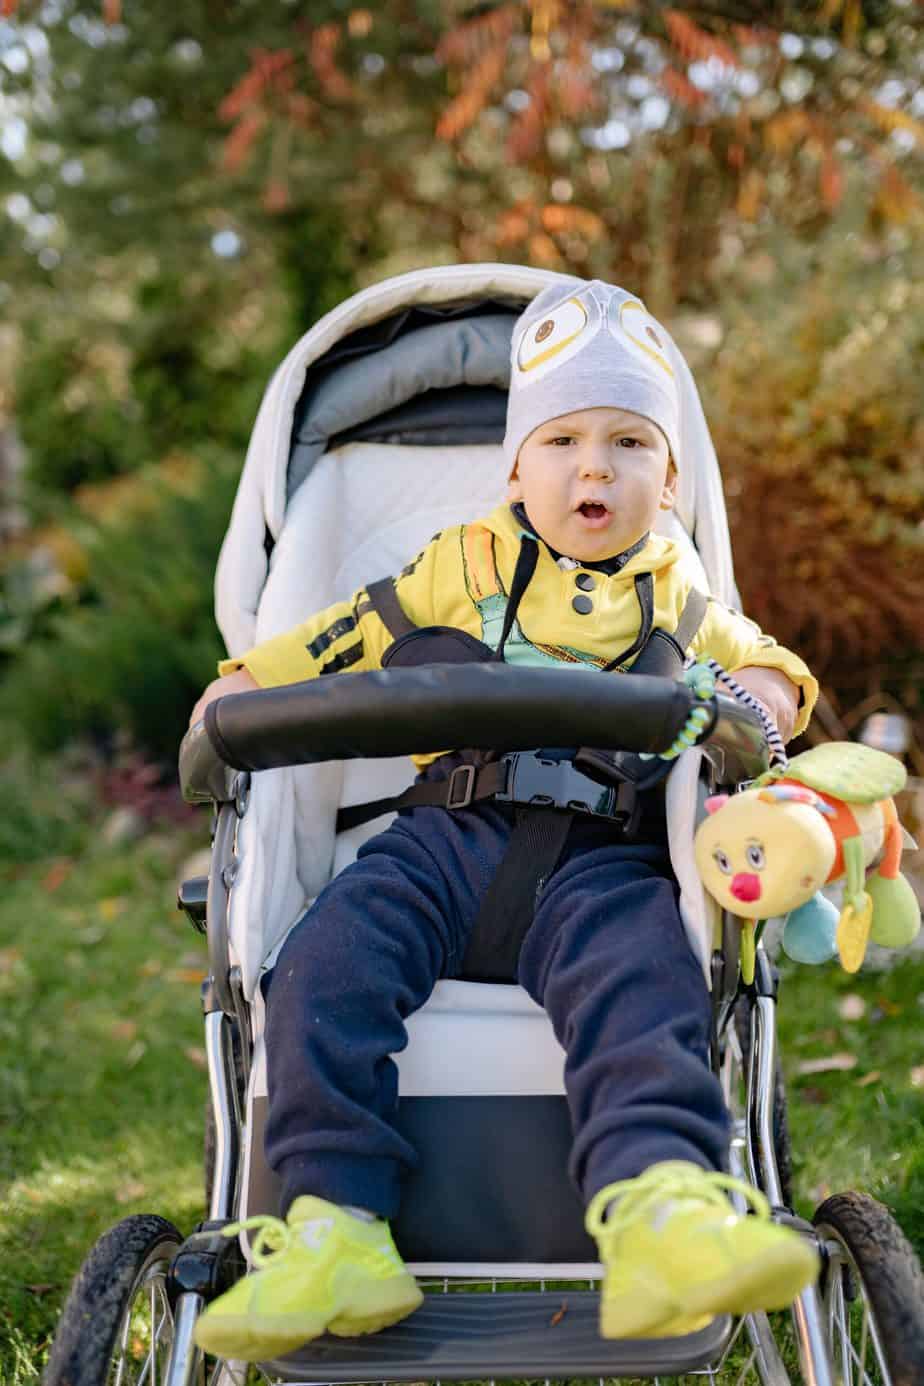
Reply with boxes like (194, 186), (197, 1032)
(179, 664), (769, 803)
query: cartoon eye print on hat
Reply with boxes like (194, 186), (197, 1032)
(514, 296), (598, 380)
(613, 300), (675, 381)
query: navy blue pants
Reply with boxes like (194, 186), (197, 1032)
(264, 793), (730, 1220)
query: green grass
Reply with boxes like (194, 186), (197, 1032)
(0, 813), (921, 1383)
(0, 819), (209, 1379)
(776, 957), (924, 1253)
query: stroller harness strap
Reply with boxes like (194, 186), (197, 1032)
(365, 575), (417, 642)
(335, 751), (637, 833)
(337, 536), (708, 981)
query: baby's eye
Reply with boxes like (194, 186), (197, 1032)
(746, 843), (766, 870)
(548, 435), (575, 447)
(617, 437), (641, 448)
(713, 848), (732, 875)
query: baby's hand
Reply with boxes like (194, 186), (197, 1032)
(732, 666), (800, 743)
(189, 667), (259, 728)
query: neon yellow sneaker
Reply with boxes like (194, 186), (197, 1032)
(586, 1161), (819, 1339)
(193, 1196), (423, 1361)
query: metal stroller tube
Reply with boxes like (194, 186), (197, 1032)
(745, 960), (835, 1386)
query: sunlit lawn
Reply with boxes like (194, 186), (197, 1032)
(1, 822), (921, 1383)
(0, 825), (208, 1380)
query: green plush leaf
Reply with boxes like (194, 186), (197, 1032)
(759, 743), (906, 804)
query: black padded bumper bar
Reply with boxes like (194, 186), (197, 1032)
(200, 664), (695, 774)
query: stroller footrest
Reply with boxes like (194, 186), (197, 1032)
(266, 1290), (732, 1380)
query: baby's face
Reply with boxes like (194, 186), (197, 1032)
(508, 406), (676, 561)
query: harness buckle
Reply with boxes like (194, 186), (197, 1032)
(496, 752), (620, 820)
(446, 763), (477, 810)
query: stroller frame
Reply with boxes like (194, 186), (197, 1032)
(44, 267), (923, 1386)
(161, 689), (839, 1386)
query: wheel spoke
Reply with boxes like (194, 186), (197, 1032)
(845, 1332), (874, 1384)
(112, 1286), (135, 1386)
(867, 1304), (893, 1381)
(856, 1295), (870, 1383)
(714, 1310), (748, 1364)
(150, 1282), (158, 1386)
(154, 1284), (174, 1352)
(123, 1268), (174, 1386)
(833, 1267), (853, 1386)
(134, 1312), (153, 1386)
(150, 1279), (175, 1380)
(824, 1244), (893, 1386)
(843, 1319), (886, 1386)
(733, 1346), (758, 1384)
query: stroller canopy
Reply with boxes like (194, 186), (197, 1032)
(216, 263), (737, 658)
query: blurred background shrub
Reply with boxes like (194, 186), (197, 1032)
(0, 0), (921, 771)
(704, 217), (923, 725)
(0, 747), (93, 866)
(0, 446), (241, 764)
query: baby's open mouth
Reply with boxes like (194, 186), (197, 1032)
(577, 502), (608, 519)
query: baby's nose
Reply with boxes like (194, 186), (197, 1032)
(578, 446), (613, 479)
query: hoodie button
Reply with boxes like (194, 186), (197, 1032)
(572, 595), (594, 615)
(575, 573), (596, 591)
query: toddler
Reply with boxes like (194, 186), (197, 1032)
(191, 277), (820, 1361)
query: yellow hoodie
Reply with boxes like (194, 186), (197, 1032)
(220, 503), (817, 766)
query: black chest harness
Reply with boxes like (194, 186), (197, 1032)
(335, 535), (708, 981)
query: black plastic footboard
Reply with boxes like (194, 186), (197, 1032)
(267, 1293), (733, 1381)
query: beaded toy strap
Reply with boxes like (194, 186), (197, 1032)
(639, 657), (788, 772)
(697, 657), (789, 771)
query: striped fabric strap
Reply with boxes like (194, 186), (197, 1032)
(697, 657), (789, 771)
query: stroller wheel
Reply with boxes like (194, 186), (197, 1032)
(43, 1213), (182, 1386)
(814, 1190), (924, 1386)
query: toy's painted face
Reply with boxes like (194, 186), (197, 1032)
(694, 790), (836, 918)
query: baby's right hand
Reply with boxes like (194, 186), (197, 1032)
(189, 667), (259, 728)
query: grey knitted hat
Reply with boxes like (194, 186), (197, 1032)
(503, 277), (681, 469)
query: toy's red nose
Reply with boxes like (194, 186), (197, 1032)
(731, 872), (762, 902)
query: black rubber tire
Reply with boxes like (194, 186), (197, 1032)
(813, 1191), (924, 1386)
(733, 996), (794, 1208)
(43, 1214), (182, 1386)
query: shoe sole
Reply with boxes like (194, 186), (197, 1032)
(328, 1280), (424, 1337)
(194, 1283), (424, 1360)
(194, 1312), (329, 1361)
(600, 1242), (819, 1339)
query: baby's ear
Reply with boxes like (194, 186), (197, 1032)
(659, 461), (679, 511)
(507, 463), (523, 503)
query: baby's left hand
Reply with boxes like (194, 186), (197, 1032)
(732, 666), (800, 743)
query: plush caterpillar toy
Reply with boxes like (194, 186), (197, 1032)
(694, 743), (920, 975)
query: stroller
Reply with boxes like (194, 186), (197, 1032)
(44, 264), (924, 1386)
